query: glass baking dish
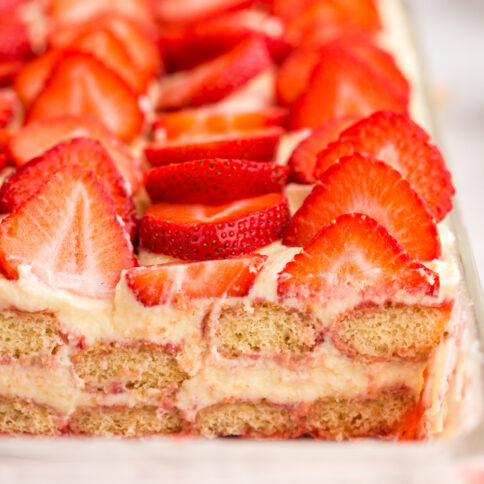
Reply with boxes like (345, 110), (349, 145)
(0, 1), (482, 482)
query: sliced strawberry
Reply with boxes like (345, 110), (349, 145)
(145, 127), (283, 165)
(0, 15), (32, 62)
(283, 154), (440, 261)
(290, 46), (408, 129)
(0, 88), (19, 129)
(47, 0), (152, 25)
(27, 52), (144, 142)
(272, 0), (380, 30)
(50, 14), (161, 82)
(0, 164), (135, 298)
(0, 138), (137, 238)
(70, 27), (147, 93)
(280, 0), (381, 46)
(276, 48), (321, 105)
(154, 0), (255, 24)
(288, 116), (357, 183)
(13, 49), (62, 106)
(154, 107), (287, 139)
(9, 116), (142, 193)
(315, 111), (454, 221)
(278, 213), (439, 303)
(160, 10), (286, 71)
(0, 130), (10, 170)
(140, 192), (290, 259)
(157, 37), (272, 110)
(145, 159), (289, 203)
(125, 254), (267, 306)
(325, 35), (409, 103)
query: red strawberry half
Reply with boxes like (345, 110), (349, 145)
(315, 111), (454, 221)
(157, 37), (272, 110)
(125, 254), (267, 306)
(283, 153), (440, 261)
(0, 164), (136, 298)
(140, 192), (290, 259)
(27, 52), (144, 142)
(145, 159), (289, 203)
(0, 138), (137, 239)
(145, 127), (283, 165)
(278, 213), (439, 303)
(290, 46), (407, 129)
(9, 116), (142, 193)
(288, 115), (357, 183)
(153, 106), (287, 140)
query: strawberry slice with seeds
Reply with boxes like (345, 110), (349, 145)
(316, 111), (454, 221)
(125, 254), (267, 306)
(145, 159), (289, 203)
(0, 138), (137, 239)
(288, 116), (357, 183)
(9, 116), (142, 193)
(153, 107), (288, 140)
(0, 164), (136, 298)
(290, 46), (408, 129)
(283, 153), (440, 261)
(157, 37), (272, 110)
(140, 192), (290, 259)
(145, 127), (283, 165)
(278, 213), (439, 303)
(27, 52), (144, 142)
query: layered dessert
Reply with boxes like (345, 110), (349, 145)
(0, 0), (468, 439)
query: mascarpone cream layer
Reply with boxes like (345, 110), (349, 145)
(176, 346), (425, 420)
(0, 345), (425, 418)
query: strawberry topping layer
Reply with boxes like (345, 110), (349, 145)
(145, 159), (289, 203)
(316, 111), (454, 221)
(0, 165), (135, 298)
(9, 116), (142, 193)
(125, 254), (267, 306)
(140, 192), (290, 259)
(27, 52), (144, 142)
(0, 138), (137, 239)
(284, 153), (440, 261)
(278, 213), (439, 304)
(157, 37), (272, 110)
(145, 127), (283, 165)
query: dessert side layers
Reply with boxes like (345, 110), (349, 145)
(0, 0), (466, 439)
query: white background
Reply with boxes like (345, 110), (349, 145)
(406, 0), (484, 284)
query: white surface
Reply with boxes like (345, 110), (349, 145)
(407, 0), (484, 286)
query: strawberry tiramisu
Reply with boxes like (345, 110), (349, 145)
(0, 0), (468, 439)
